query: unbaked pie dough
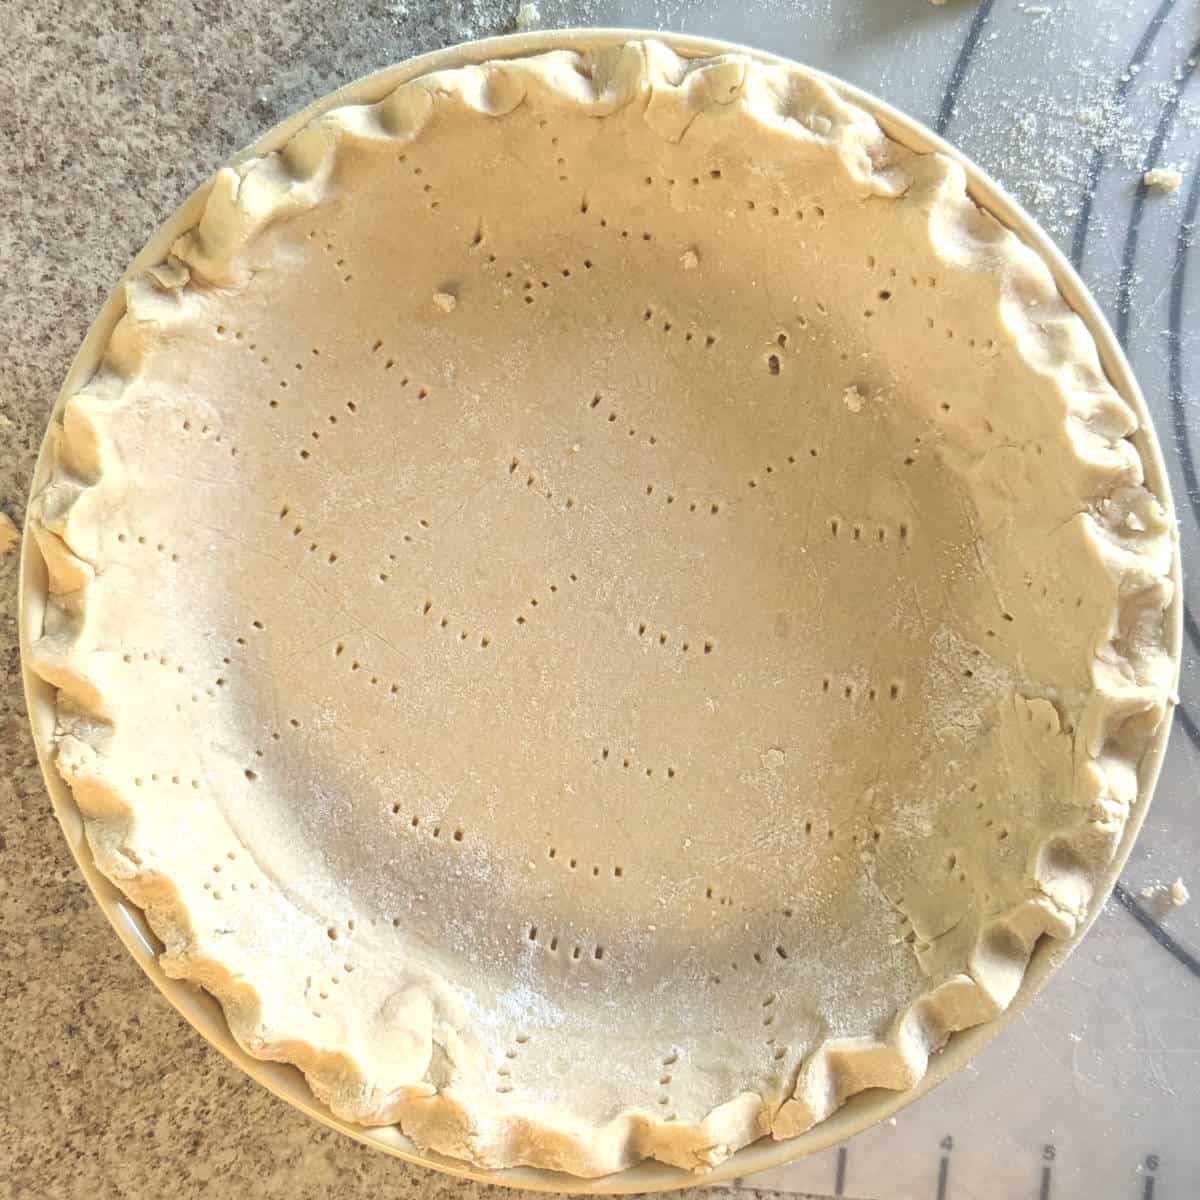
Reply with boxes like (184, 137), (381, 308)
(29, 40), (1177, 1177)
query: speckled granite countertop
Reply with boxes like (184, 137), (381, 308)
(0, 4), (763, 1197)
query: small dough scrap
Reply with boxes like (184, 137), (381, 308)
(1143, 167), (1183, 193)
(0, 512), (19, 556)
(515, 2), (540, 29)
(432, 290), (457, 312)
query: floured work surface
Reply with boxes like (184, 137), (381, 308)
(27, 40), (1175, 1178)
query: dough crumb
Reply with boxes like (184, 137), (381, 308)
(680, 248), (700, 270)
(843, 385), (865, 413)
(1143, 167), (1183, 193)
(1140, 879), (1190, 908)
(432, 291), (457, 313)
(0, 512), (19, 556)
(514, 2), (540, 29)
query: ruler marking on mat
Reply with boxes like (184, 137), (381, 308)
(834, 1146), (847, 1195)
(936, 1155), (950, 1200)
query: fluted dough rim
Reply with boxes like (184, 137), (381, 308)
(26, 39), (1177, 1178)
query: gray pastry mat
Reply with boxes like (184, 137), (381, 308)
(533, 1), (1200, 1197)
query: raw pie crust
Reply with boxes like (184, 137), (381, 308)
(30, 41), (1177, 1177)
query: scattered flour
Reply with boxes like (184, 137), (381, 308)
(943, 12), (1200, 259)
(924, 625), (1016, 743)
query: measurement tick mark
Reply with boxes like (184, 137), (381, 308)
(936, 1154), (950, 1200)
(1040, 1164), (1052, 1200)
(834, 1146), (847, 1195)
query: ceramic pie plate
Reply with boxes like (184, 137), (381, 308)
(18, 28), (1181, 1192)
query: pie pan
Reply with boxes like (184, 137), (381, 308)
(18, 28), (1181, 1192)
